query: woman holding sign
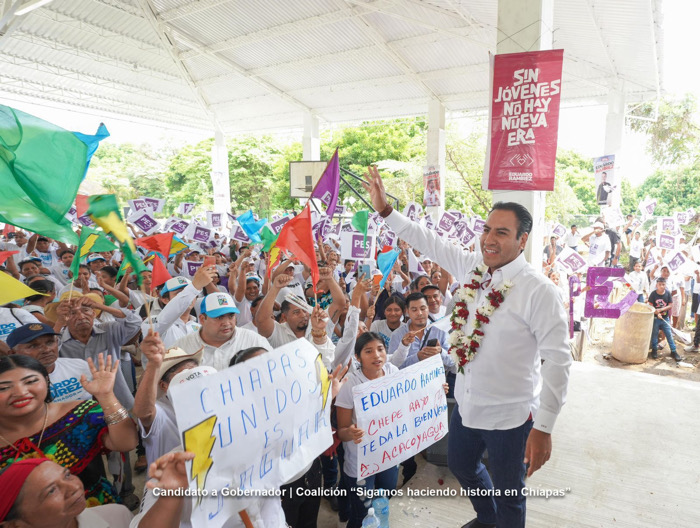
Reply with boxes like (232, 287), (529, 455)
(336, 332), (400, 528)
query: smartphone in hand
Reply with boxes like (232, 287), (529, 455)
(203, 256), (216, 268)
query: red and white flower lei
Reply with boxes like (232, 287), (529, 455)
(448, 265), (514, 373)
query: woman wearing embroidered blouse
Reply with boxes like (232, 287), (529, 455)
(336, 332), (400, 528)
(0, 354), (138, 506)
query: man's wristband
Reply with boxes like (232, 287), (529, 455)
(378, 204), (394, 218)
(311, 329), (327, 339)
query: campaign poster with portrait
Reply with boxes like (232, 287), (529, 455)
(594, 155), (616, 207)
(423, 165), (441, 208)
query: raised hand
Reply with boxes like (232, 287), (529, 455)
(141, 329), (166, 368)
(192, 263), (217, 289)
(310, 305), (329, 332)
(145, 451), (195, 491)
(80, 353), (119, 399)
(361, 165), (389, 214)
(273, 271), (293, 290)
(329, 362), (350, 400)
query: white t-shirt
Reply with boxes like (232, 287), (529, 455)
(336, 363), (399, 478)
(49, 358), (92, 402)
(138, 397), (180, 466)
(370, 319), (401, 349)
(235, 297), (253, 327)
(587, 234), (611, 266)
(0, 308), (40, 342)
(50, 263), (72, 285)
(629, 238), (644, 258)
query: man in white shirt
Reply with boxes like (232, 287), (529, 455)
(563, 224), (581, 251)
(173, 292), (271, 371)
(255, 262), (336, 369)
(581, 222), (611, 267)
(363, 166), (570, 528)
(628, 231), (644, 271)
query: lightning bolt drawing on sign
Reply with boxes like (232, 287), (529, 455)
(183, 415), (217, 504)
(315, 353), (331, 411)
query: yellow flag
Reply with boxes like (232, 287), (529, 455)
(0, 272), (46, 305)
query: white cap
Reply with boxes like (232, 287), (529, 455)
(168, 365), (217, 387)
(200, 292), (240, 318)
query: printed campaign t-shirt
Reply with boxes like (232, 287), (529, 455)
(586, 234), (611, 266)
(0, 308), (40, 342)
(50, 358), (92, 403)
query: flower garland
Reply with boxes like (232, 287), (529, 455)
(448, 265), (514, 373)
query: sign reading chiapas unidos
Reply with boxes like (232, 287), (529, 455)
(485, 49), (564, 191)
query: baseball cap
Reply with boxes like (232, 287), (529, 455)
(7, 323), (59, 349)
(200, 292), (240, 318)
(161, 276), (191, 295)
(86, 253), (106, 263)
(592, 222), (605, 229)
(157, 346), (203, 383)
(245, 273), (261, 283)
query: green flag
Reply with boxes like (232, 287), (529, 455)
(0, 106), (109, 243)
(70, 227), (118, 281)
(260, 226), (279, 252)
(351, 210), (369, 246)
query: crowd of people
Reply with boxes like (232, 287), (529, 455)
(0, 169), (697, 528)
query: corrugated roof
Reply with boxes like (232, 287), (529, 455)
(0, 0), (663, 134)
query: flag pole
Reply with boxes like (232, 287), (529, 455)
(141, 282), (153, 331)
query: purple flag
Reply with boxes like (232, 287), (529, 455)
(310, 148), (340, 218)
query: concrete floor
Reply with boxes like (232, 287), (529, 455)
(380, 361), (700, 528)
(133, 361), (700, 527)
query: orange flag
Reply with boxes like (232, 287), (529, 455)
(150, 255), (172, 292)
(75, 194), (90, 218)
(135, 233), (174, 259)
(275, 204), (319, 293)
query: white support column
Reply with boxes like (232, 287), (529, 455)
(492, 0), (553, 264)
(426, 99), (446, 218)
(211, 129), (231, 213)
(303, 112), (320, 161)
(604, 83), (625, 155)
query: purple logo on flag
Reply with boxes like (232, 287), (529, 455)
(187, 261), (202, 276)
(143, 198), (160, 211)
(553, 224), (567, 238)
(134, 215), (157, 232)
(448, 210), (464, 221)
(231, 226), (249, 243)
(350, 234), (371, 259)
(193, 226), (211, 242)
(438, 212), (456, 232)
(210, 214), (221, 228)
(382, 230), (396, 247)
(658, 234), (675, 250)
(67, 206), (77, 217)
(562, 252), (586, 272)
(270, 216), (290, 235)
(341, 223), (355, 232)
(404, 204), (417, 221)
(667, 253), (685, 271)
(320, 191), (332, 205)
(661, 218), (674, 232)
(424, 216), (434, 230)
(170, 221), (188, 234)
(645, 201), (657, 215)
(461, 227), (476, 246)
(473, 219), (486, 234)
(78, 215), (94, 227)
(676, 212), (687, 225)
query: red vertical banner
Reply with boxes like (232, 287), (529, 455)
(485, 49), (564, 191)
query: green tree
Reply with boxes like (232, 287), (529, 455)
(634, 166), (700, 216)
(628, 94), (700, 166)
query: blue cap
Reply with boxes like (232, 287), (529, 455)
(200, 293), (240, 318)
(7, 323), (59, 349)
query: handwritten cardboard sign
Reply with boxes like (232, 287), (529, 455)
(352, 355), (447, 478)
(169, 339), (332, 528)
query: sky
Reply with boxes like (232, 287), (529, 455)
(1, 0), (695, 188)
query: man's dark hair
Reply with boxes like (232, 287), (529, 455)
(405, 292), (427, 309)
(37, 236), (49, 243)
(99, 266), (119, 279)
(58, 249), (75, 258)
(250, 295), (265, 310)
(489, 202), (533, 238)
(571, 224), (577, 229)
(421, 284), (440, 295)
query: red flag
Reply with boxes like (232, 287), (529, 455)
(2, 224), (15, 237)
(75, 194), (90, 218)
(275, 204), (319, 292)
(135, 233), (174, 259)
(150, 255), (172, 292)
(0, 250), (18, 266)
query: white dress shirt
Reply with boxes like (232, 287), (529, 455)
(385, 209), (571, 433)
(173, 327), (272, 371)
